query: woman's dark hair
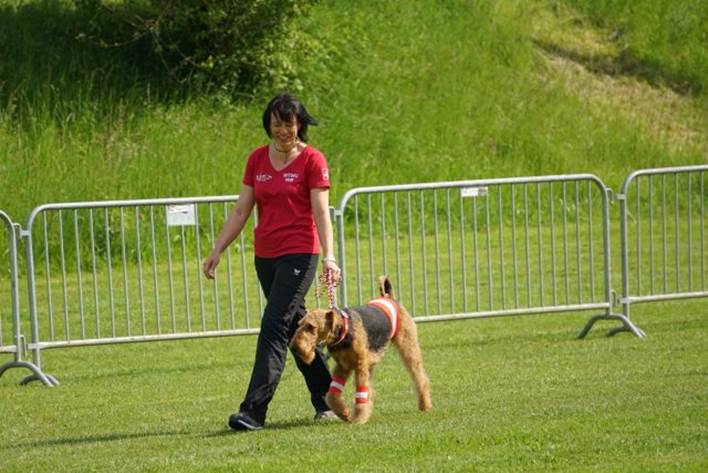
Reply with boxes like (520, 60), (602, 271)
(262, 93), (318, 142)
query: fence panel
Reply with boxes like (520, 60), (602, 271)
(0, 210), (57, 384)
(23, 196), (272, 357)
(0, 210), (19, 355)
(619, 165), (708, 319)
(334, 175), (643, 336)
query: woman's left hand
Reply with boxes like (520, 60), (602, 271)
(323, 258), (342, 285)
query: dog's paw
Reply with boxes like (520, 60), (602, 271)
(351, 404), (371, 424)
(339, 408), (352, 422)
(418, 397), (433, 412)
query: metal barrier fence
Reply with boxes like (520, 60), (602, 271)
(0, 210), (19, 354)
(8, 195), (274, 384)
(333, 174), (643, 338)
(4, 167), (705, 386)
(0, 211), (56, 385)
(618, 165), (707, 319)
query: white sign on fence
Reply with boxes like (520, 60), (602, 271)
(460, 186), (488, 198)
(167, 204), (196, 226)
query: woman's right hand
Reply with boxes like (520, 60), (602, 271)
(203, 251), (221, 279)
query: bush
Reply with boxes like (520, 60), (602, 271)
(75, 0), (320, 97)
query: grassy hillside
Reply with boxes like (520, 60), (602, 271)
(0, 0), (705, 219)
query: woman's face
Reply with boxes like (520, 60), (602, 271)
(270, 113), (300, 150)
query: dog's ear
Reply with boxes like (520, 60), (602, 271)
(325, 310), (336, 330)
(377, 275), (394, 298)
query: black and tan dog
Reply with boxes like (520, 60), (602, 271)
(290, 275), (432, 424)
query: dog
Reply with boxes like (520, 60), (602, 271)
(290, 275), (432, 424)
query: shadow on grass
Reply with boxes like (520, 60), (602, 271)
(0, 1), (188, 122)
(1, 430), (186, 450)
(534, 39), (702, 97)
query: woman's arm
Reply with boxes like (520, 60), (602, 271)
(311, 187), (341, 282)
(203, 185), (256, 279)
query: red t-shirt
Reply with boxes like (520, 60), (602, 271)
(242, 144), (330, 258)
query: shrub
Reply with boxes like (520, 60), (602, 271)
(75, 0), (320, 97)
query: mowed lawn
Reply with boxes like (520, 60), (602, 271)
(1, 299), (706, 472)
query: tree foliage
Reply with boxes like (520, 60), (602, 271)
(75, 0), (320, 97)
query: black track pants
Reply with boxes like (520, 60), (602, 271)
(239, 253), (331, 424)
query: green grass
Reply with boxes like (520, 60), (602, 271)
(1, 300), (706, 472)
(1, 0), (706, 220)
(1, 1), (707, 470)
(559, 0), (708, 97)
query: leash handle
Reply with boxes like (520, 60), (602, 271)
(316, 268), (338, 309)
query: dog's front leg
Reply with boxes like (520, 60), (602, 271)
(325, 365), (351, 422)
(351, 360), (373, 424)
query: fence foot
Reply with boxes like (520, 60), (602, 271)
(578, 313), (645, 339)
(0, 360), (59, 386)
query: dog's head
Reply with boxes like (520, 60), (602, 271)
(289, 309), (338, 365)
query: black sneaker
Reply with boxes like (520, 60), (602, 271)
(313, 410), (338, 421)
(228, 412), (263, 431)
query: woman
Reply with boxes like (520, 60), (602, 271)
(203, 93), (341, 431)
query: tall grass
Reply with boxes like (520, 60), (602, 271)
(1, 0), (705, 221)
(558, 0), (708, 98)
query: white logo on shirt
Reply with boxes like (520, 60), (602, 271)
(322, 168), (329, 181)
(283, 172), (299, 183)
(256, 174), (272, 182)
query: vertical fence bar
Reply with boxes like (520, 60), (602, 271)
(194, 206), (206, 331)
(149, 206), (161, 334)
(355, 196), (362, 304)
(636, 178), (642, 295)
(104, 208), (116, 337)
(165, 207), (176, 333)
(562, 182), (570, 305)
(134, 207), (146, 335)
(88, 209), (100, 337)
(420, 191), (429, 315)
(511, 185), (519, 308)
(58, 210), (70, 340)
(497, 186), (506, 309)
(536, 183), (544, 307)
(406, 192), (415, 314)
(42, 213), (55, 340)
(574, 181), (582, 303)
(394, 193), (403, 305)
(661, 175), (668, 294)
(459, 189), (468, 312)
(587, 181), (595, 301)
(523, 184), (531, 307)
(73, 210), (85, 338)
(472, 195), (480, 312)
(446, 189), (454, 312)
(207, 204), (220, 331)
(381, 193), (388, 279)
(687, 176), (693, 291)
(701, 171), (705, 290)
(549, 184), (557, 306)
(433, 191), (441, 314)
(648, 177), (655, 295)
(674, 173), (680, 292)
(367, 194), (374, 298)
(485, 190), (493, 310)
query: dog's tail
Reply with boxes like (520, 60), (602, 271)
(377, 275), (394, 298)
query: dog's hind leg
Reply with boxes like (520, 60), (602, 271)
(393, 317), (432, 412)
(325, 364), (351, 421)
